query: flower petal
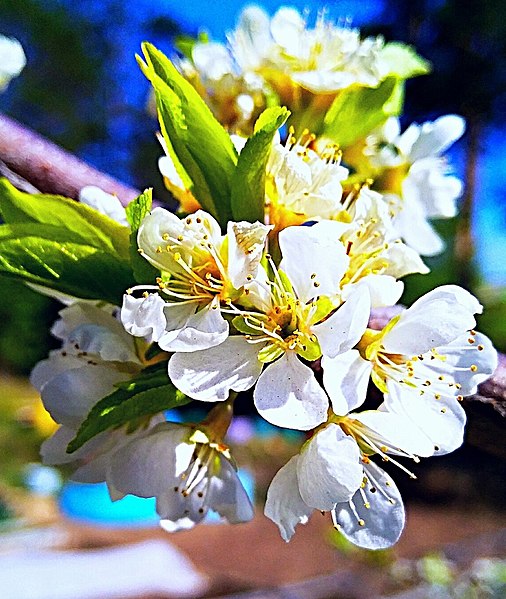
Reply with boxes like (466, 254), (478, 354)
(382, 285), (481, 356)
(313, 288), (370, 358)
(107, 423), (192, 498)
(161, 297), (229, 352)
(351, 410), (435, 458)
(227, 220), (271, 289)
(207, 459), (255, 524)
(409, 115), (465, 162)
(332, 461), (405, 549)
(169, 336), (263, 401)
(297, 424), (362, 510)
(41, 365), (125, 427)
(279, 223), (349, 303)
(322, 350), (372, 415)
(384, 383), (466, 455)
(121, 293), (169, 344)
(264, 455), (312, 542)
(254, 352), (329, 430)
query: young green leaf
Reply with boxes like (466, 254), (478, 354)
(230, 106), (290, 223)
(138, 42), (238, 228)
(67, 365), (190, 452)
(0, 222), (134, 304)
(125, 189), (160, 283)
(381, 42), (432, 79)
(0, 178), (130, 259)
(323, 77), (404, 148)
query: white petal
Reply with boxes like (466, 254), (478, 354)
(279, 224), (349, 303)
(107, 423), (192, 498)
(79, 186), (128, 226)
(342, 275), (404, 308)
(169, 336), (263, 401)
(192, 42), (234, 80)
(439, 332), (498, 396)
(121, 293), (168, 343)
(264, 455), (312, 542)
(40, 426), (82, 466)
(207, 459), (255, 524)
(161, 297), (229, 352)
(351, 410), (435, 458)
(322, 350), (372, 415)
(270, 7), (305, 49)
(66, 323), (139, 363)
(395, 195), (445, 257)
(297, 424), (362, 510)
(41, 365), (125, 427)
(254, 353), (328, 430)
(227, 220), (271, 289)
(332, 461), (405, 549)
(30, 353), (84, 391)
(313, 289), (370, 358)
(384, 383), (466, 455)
(382, 285), (481, 356)
(409, 115), (466, 161)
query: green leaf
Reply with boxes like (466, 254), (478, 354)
(0, 179), (130, 259)
(381, 42), (431, 79)
(125, 188), (152, 230)
(231, 106), (290, 223)
(0, 223), (134, 304)
(323, 77), (404, 148)
(125, 189), (160, 283)
(138, 42), (238, 227)
(67, 365), (190, 452)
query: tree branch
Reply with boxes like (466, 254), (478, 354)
(0, 112), (140, 205)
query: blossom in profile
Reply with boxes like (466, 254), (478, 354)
(0, 34), (26, 91)
(364, 115), (466, 255)
(265, 407), (437, 548)
(107, 403), (254, 530)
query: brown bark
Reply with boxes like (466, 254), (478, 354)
(0, 112), (140, 205)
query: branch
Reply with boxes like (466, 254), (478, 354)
(0, 112), (140, 206)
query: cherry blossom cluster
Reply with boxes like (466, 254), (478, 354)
(29, 5), (499, 550)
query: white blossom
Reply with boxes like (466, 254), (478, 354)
(32, 302), (154, 483)
(0, 34), (26, 91)
(169, 223), (371, 430)
(122, 208), (271, 352)
(366, 115), (465, 256)
(107, 415), (254, 531)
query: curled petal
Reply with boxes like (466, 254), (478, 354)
(121, 293), (168, 344)
(332, 461), (405, 550)
(297, 424), (363, 510)
(161, 297), (229, 352)
(264, 455), (312, 542)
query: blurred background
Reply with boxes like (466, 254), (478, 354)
(0, 1), (505, 597)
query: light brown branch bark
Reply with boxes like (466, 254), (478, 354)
(0, 112), (140, 205)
